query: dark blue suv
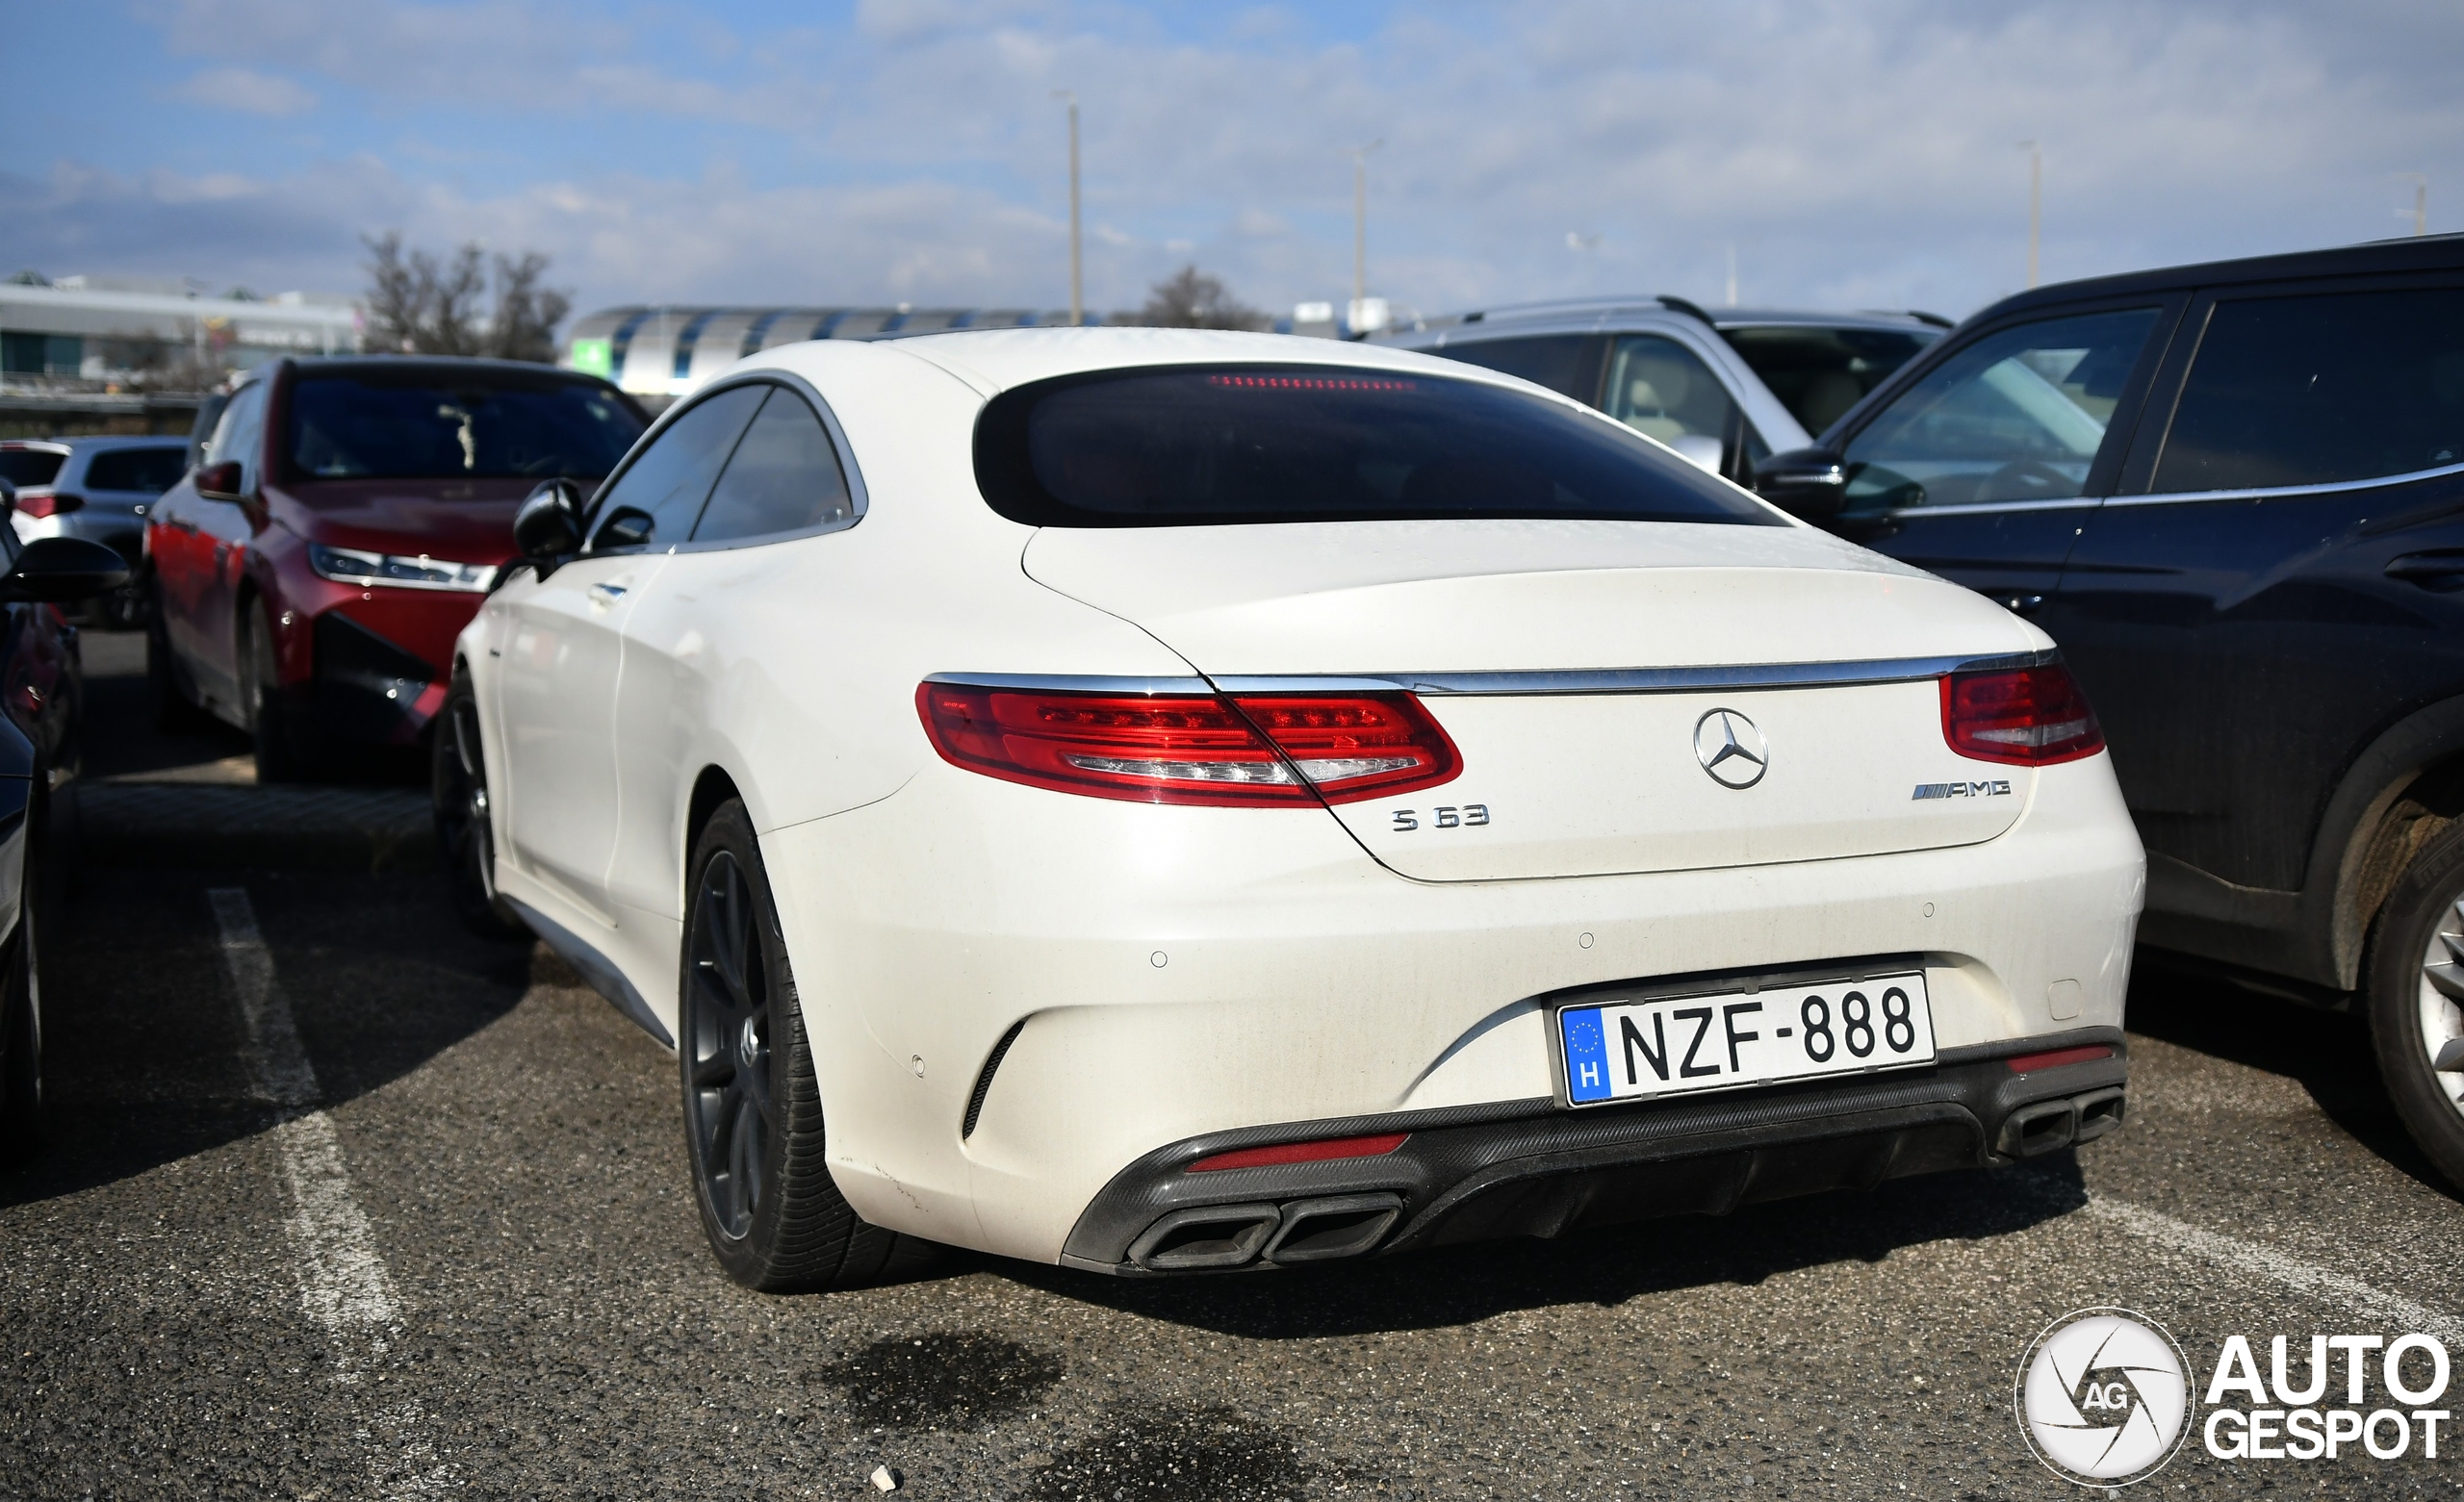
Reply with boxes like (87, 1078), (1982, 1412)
(1750, 235), (2464, 1186)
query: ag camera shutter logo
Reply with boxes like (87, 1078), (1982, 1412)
(2015, 1308), (2194, 1486)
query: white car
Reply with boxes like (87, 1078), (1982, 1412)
(440, 328), (2143, 1289)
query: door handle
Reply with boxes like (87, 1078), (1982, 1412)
(2386, 551), (2464, 591)
(587, 581), (629, 604)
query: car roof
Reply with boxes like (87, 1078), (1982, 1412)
(4, 434), (187, 452)
(1378, 297), (1948, 342)
(825, 325), (1514, 396)
(1975, 233), (2464, 322)
(278, 354), (624, 384)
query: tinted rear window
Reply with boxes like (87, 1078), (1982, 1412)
(1722, 326), (1938, 437)
(83, 446), (190, 494)
(287, 370), (644, 481)
(2154, 286), (2464, 492)
(0, 450), (65, 487)
(974, 365), (1780, 528)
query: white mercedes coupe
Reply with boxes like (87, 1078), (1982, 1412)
(437, 328), (2143, 1290)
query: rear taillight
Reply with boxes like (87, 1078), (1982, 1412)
(914, 683), (1461, 806)
(1940, 663), (2104, 766)
(13, 490), (81, 519)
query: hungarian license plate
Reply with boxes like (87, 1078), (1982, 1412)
(1557, 971), (1936, 1107)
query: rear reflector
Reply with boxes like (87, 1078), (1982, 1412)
(2004, 1044), (2114, 1074)
(13, 490), (81, 520)
(1941, 663), (2105, 766)
(915, 683), (1459, 805)
(1188, 1133), (1410, 1173)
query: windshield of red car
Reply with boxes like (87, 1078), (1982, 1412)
(286, 371), (644, 481)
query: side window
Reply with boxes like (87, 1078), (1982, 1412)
(1839, 308), (2159, 510)
(692, 388), (855, 544)
(204, 381), (269, 494)
(1602, 335), (1745, 472)
(585, 384), (765, 550)
(2154, 286), (2464, 494)
(1434, 336), (1604, 401)
(84, 446), (190, 495)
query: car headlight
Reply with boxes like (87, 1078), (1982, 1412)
(308, 543), (496, 593)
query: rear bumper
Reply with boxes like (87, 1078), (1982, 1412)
(1062, 1030), (2128, 1274)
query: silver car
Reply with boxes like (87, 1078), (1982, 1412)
(1375, 297), (1945, 487)
(0, 435), (190, 627)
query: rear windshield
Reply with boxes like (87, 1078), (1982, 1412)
(83, 446), (190, 495)
(974, 365), (1780, 527)
(286, 370), (644, 481)
(0, 450), (65, 488)
(1721, 326), (1939, 437)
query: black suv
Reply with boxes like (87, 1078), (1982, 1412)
(1750, 235), (2464, 1184)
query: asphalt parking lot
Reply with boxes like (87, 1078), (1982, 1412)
(7, 633), (2464, 1500)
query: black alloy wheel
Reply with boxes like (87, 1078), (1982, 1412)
(241, 606), (315, 782)
(679, 801), (932, 1290)
(2369, 821), (2464, 1192)
(431, 675), (527, 941)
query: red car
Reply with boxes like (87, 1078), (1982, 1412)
(146, 357), (647, 777)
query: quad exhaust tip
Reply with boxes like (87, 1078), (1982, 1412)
(1997, 1087), (2126, 1159)
(1127, 1193), (1405, 1272)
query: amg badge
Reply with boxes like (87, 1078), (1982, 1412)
(1912, 779), (2014, 801)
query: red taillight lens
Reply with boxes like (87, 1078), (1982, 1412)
(1187, 1133), (1409, 1172)
(13, 490), (81, 519)
(914, 683), (1460, 806)
(1940, 663), (2104, 766)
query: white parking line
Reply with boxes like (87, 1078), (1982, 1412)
(208, 887), (398, 1329)
(209, 887), (452, 1495)
(2089, 1196), (2464, 1344)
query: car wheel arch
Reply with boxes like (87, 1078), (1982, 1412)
(682, 765), (745, 908)
(2312, 695), (2464, 989)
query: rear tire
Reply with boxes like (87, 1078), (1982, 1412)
(2367, 820), (2464, 1191)
(241, 605), (316, 782)
(679, 801), (933, 1291)
(145, 581), (210, 733)
(431, 674), (527, 941)
(0, 850), (44, 1162)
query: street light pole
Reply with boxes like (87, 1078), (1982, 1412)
(2018, 140), (2041, 289)
(1348, 140), (1383, 309)
(1055, 90), (1083, 325)
(2400, 173), (2429, 237)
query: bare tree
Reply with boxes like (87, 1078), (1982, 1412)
(360, 233), (574, 360)
(489, 251), (571, 363)
(1138, 265), (1268, 330)
(362, 233), (424, 353)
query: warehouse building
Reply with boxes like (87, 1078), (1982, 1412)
(0, 273), (361, 384)
(563, 306), (1078, 397)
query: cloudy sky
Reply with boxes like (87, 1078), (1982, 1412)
(8, 0), (2460, 325)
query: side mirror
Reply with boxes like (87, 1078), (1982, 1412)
(513, 479), (585, 560)
(3, 537), (132, 603)
(195, 461), (245, 501)
(1753, 446), (1850, 521)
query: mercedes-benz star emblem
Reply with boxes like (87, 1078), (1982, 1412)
(1693, 708), (1769, 789)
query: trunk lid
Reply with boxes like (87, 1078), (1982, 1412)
(1023, 520), (2047, 880)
